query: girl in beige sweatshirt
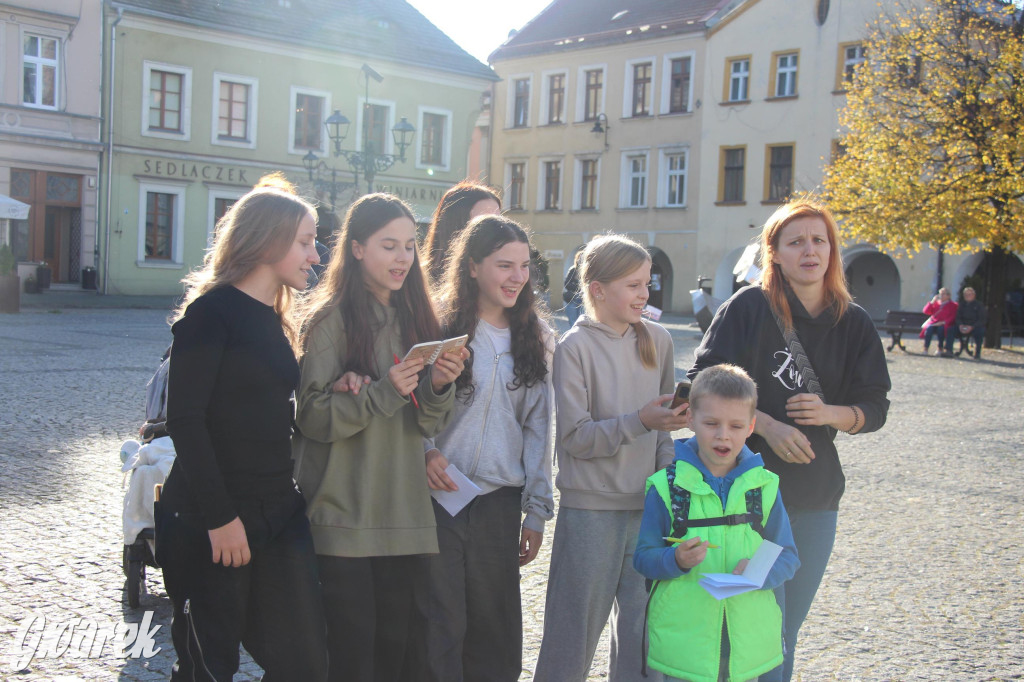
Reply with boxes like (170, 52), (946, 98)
(534, 234), (688, 682)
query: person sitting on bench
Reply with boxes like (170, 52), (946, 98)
(921, 288), (958, 356)
(955, 287), (986, 359)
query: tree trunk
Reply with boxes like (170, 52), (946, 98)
(983, 245), (1008, 349)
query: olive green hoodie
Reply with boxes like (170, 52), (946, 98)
(293, 302), (455, 557)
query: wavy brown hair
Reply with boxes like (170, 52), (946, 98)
(298, 193), (441, 377)
(437, 214), (549, 401)
(579, 234), (658, 369)
(423, 181), (501, 284)
(173, 173), (315, 350)
(759, 199), (851, 330)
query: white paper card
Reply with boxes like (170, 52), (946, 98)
(643, 304), (663, 321)
(429, 464), (482, 517)
(699, 540), (782, 601)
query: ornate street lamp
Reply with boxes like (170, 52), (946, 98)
(590, 112), (610, 151)
(302, 150), (356, 211)
(303, 63), (416, 198)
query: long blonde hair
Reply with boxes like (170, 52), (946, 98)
(759, 199), (851, 330)
(579, 234), (658, 369)
(173, 173), (316, 349)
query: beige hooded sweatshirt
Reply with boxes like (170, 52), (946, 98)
(552, 315), (676, 510)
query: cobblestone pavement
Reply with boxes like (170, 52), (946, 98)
(1, 308), (1022, 681)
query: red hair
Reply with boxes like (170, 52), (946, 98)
(759, 199), (851, 330)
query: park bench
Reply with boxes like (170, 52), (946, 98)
(877, 310), (930, 352)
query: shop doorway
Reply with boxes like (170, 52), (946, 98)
(11, 170), (83, 284)
(648, 247), (673, 311)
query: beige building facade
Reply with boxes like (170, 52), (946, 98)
(489, 4), (718, 313)
(490, 0), (1022, 319)
(0, 0), (103, 287)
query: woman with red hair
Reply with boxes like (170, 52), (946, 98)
(687, 199), (891, 681)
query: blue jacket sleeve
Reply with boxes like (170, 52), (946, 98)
(762, 491), (800, 590)
(633, 487), (688, 581)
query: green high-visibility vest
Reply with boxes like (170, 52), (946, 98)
(645, 461), (783, 682)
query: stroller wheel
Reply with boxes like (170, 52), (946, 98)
(126, 558), (146, 608)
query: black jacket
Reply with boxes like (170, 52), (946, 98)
(688, 285), (891, 511)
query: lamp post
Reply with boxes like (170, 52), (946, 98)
(303, 63), (416, 199)
(590, 112), (610, 150)
(302, 151), (357, 211)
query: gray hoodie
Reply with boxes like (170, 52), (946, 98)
(553, 315), (676, 510)
(427, 318), (555, 533)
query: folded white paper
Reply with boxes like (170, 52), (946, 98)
(699, 540), (782, 601)
(429, 463), (482, 517)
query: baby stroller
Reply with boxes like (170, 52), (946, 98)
(120, 348), (174, 608)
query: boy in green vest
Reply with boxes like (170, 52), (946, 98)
(634, 364), (800, 682)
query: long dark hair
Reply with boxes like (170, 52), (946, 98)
(423, 181), (501, 284)
(298, 193), (441, 377)
(437, 214), (548, 400)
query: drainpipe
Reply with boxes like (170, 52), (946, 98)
(101, 5), (124, 295)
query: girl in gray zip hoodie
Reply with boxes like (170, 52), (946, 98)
(534, 234), (688, 682)
(422, 215), (555, 682)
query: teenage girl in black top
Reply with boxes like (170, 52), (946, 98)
(158, 175), (327, 681)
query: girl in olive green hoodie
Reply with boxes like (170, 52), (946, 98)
(292, 194), (467, 682)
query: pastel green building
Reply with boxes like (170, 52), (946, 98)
(101, 0), (496, 295)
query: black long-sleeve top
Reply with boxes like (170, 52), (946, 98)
(163, 286), (299, 530)
(688, 285), (891, 511)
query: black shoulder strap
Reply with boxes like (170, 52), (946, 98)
(666, 465), (765, 538)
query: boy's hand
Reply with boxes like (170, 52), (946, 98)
(673, 537), (709, 570)
(732, 558), (749, 575)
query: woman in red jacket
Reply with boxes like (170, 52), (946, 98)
(921, 287), (958, 356)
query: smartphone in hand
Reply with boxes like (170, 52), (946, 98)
(670, 380), (691, 410)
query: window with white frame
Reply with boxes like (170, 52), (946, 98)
(727, 57), (750, 102)
(631, 62), (653, 116)
(507, 161), (527, 210)
(538, 159), (562, 211)
(661, 53), (693, 114)
(23, 33), (60, 109)
(143, 62), (192, 140)
(774, 53), (798, 97)
(509, 76), (531, 128)
(290, 87), (329, 155)
(138, 182), (186, 265)
(360, 100), (394, 154)
(417, 107), (451, 170)
(659, 149), (688, 207)
(212, 73), (258, 148)
(621, 152), (649, 208)
(575, 157), (600, 210)
(542, 71), (567, 124)
(208, 189), (244, 244)
(578, 66), (605, 121)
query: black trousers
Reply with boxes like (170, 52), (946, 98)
(316, 553), (429, 682)
(425, 487), (523, 682)
(155, 491), (327, 682)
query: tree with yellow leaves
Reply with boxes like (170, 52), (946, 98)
(824, 0), (1023, 347)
